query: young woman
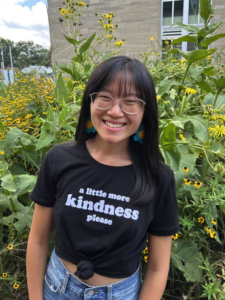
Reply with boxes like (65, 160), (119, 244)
(26, 56), (179, 300)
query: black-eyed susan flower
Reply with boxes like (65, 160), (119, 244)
(144, 256), (148, 263)
(185, 88), (198, 95)
(198, 153), (203, 157)
(7, 244), (13, 250)
(194, 181), (202, 188)
(13, 283), (20, 290)
(211, 218), (217, 225)
(184, 179), (191, 185)
(172, 233), (179, 240)
(198, 217), (204, 223)
(3, 273), (7, 278)
(182, 167), (189, 172)
(8, 223), (13, 227)
(143, 247), (148, 254)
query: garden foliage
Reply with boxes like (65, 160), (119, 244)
(0, 0), (224, 299)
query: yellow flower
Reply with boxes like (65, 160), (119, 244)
(157, 52), (160, 56)
(106, 35), (113, 39)
(114, 41), (124, 47)
(194, 181), (202, 188)
(144, 255), (148, 263)
(60, 8), (66, 15)
(179, 133), (185, 141)
(151, 52), (154, 55)
(165, 41), (169, 45)
(198, 153), (203, 157)
(182, 167), (189, 172)
(211, 218), (217, 225)
(105, 14), (112, 19)
(198, 217), (205, 223)
(13, 283), (20, 290)
(184, 179), (191, 185)
(185, 88), (198, 95)
(7, 244), (13, 250)
(78, 1), (85, 6)
(0, 151), (4, 155)
(211, 115), (217, 121)
(3, 273), (7, 278)
(172, 233), (179, 240)
(208, 124), (225, 138)
(170, 37), (173, 40)
(156, 95), (161, 101)
(8, 223), (13, 227)
(150, 37), (154, 41)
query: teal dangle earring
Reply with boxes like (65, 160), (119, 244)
(134, 124), (145, 144)
(85, 117), (96, 133)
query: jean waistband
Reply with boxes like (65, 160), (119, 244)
(50, 248), (141, 291)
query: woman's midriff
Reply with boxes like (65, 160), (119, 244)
(60, 258), (127, 286)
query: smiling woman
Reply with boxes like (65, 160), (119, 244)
(27, 56), (179, 300)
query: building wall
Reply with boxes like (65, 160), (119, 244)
(47, 0), (225, 65)
(212, 0), (225, 52)
(47, 0), (161, 65)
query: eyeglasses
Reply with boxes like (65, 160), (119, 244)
(89, 92), (146, 115)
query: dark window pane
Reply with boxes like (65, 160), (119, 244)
(163, 2), (172, 26)
(174, 1), (183, 23)
(187, 42), (195, 51)
(189, 0), (199, 24)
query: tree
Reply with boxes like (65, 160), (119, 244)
(0, 38), (51, 69)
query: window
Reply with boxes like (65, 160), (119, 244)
(161, 0), (210, 53)
(163, 1), (184, 26)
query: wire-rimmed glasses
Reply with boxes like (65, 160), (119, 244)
(89, 92), (146, 115)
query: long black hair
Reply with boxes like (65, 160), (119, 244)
(75, 56), (160, 206)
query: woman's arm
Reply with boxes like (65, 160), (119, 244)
(139, 234), (172, 300)
(26, 204), (53, 300)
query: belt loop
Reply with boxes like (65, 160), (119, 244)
(61, 271), (70, 293)
(107, 285), (112, 300)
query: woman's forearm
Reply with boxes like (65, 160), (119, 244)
(26, 241), (49, 300)
(139, 269), (168, 300)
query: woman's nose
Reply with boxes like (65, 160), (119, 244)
(107, 101), (125, 116)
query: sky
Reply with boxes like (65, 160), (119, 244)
(0, 0), (50, 48)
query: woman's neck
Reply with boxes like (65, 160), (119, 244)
(86, 135), (132, 167)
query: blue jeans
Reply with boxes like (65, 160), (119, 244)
(44, 248), (143, 300)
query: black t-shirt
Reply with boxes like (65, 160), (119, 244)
(30, 141), (179, 278)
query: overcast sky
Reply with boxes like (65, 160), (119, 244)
(0, 0), (50, 48)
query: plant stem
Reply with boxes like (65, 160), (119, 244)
(213, 90), (220, 107)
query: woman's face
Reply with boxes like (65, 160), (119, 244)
(90, 77), (145, 145)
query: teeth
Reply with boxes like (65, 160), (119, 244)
(105, 121), (124, 128)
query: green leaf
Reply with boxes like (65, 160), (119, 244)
(168, 48), (189, 61)
(187, 48), (217, 64)
(71, 54), (83, 63)
(0, 193), (10, 211)
(171, 241), (203, 282)
(158, 79), (181, 96)
(212, 77), (225, 93)
(60, 66), (72, 76)
(203, 93), (225, 109)
(160, 123), (181, 171)
(63, 34), (84, 48)
(1, 172), (17, 192)
(71, 63), (80, 81)
(60, 107), (69, 124)
(200, 154), (210, 181)
(11, 175), (37, 197)
(199, 0), (215, 23)
(61, 124), (76, 133)
(0, 160), (9, 177)
(200, 33), (225, 48)
(202, 66), (214, 76)
(0, 121), (5, 132)
(170, 22), (200, 34)
(54, 71), (69, 104)
(174, 115), (208, 141)
(205, 20), (225, 35)
(36, 125), (54, 151)
(4, 128), (32, 153)
(195, 81), (213, 93)
(188, 67), (204, 78)
(79, 33), (96, 55)
(171, 35), (198, 45)
(169, 120), (184, 129)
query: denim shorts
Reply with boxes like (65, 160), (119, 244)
(44, 248), (143, 300)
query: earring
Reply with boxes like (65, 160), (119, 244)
(85, 117), (96, 133)
(134, 124), (145, 144)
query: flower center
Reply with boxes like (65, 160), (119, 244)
(138, 130), (144, 139)
(86, 121), (92, 129)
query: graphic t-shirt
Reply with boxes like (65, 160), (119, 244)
(29, 141), (179, 278)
